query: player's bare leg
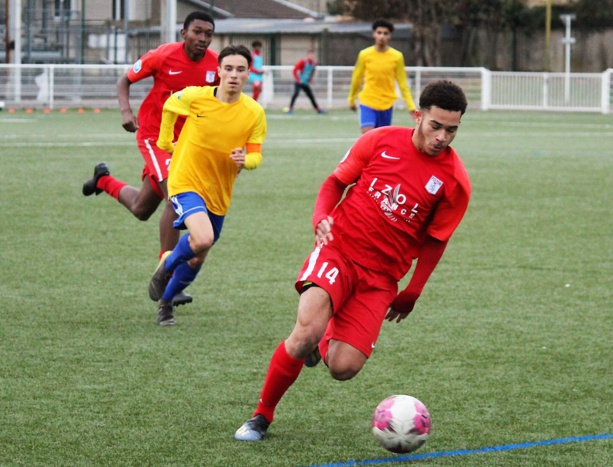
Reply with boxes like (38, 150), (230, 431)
(84, 166), (193, 307)
(117, 177), (164, 221)
(286, 288), (365, 379)
(325, 340), (367, 381)
(235, 287), (334, 442)
(285, 286), (333, 361)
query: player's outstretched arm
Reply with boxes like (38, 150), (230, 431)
(386, 236), (447, 323)
(312, 173), (347, 244)
(117, 74), (138, 132)
(347, 52), (365, 110)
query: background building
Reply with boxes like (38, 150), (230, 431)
(1, 0), (611, 72)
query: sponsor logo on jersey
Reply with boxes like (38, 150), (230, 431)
(425, 176), (443, 195)
(368, 178), (419, 223)
(133, 59), (142, 73)
(169, 70), (182, 75)
(206, 71), (217, 83)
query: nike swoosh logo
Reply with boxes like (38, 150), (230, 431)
(381, 151), (400, 160)
(169, 70), (182, 75)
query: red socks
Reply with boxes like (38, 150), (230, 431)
(97, 175), (127, 201)
(254, 341), (305, 423)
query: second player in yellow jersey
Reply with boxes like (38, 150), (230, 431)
(348, 19), (416, 134)
(158, 84), (266, 216)
(149, 44), (267, 326)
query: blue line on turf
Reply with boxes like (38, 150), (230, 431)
(306, 434), (613, 467)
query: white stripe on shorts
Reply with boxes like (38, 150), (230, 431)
(299, 245), (322, 282)
(144, 138), (164, 182)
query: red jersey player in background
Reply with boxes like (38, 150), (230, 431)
(235, 80), (471, 442)
(82, 11), (219, 306)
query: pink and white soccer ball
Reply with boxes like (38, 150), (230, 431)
(372, 394), (431, 454)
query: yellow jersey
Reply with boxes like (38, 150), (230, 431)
(347, 46), (416, 112)
(158, 86), (267, 216)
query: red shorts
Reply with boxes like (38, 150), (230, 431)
(295, 243), (398, 358)
(137, 134), (172, 183)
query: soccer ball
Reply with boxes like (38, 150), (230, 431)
(372, 394), (431, 454)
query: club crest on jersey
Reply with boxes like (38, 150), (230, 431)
(132, 59), (142, 73)
(425, 176), (443, 195)
(206, 71), (216, 83)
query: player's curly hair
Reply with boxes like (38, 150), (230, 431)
(184, 11), (215, 30)
(419, 80), (468, 115)
(218, 44), (253, 68)
(372, 18), (394, 33)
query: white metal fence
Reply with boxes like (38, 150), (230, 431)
(1, 64), (611, 113)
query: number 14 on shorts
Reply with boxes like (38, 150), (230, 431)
(317, 262), (339, 284)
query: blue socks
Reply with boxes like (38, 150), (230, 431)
(163, 262), (201, 301)
(165, 234), (196, 272)
(162, 234), (201, 301)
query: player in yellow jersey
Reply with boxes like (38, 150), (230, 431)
(148, 44), (267, 326)
(348, 19), (416, 134)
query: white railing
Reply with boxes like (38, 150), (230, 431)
(484, 70), (612, 113)
(1, 64), (611, 114)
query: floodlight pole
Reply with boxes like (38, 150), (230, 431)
(560, 14), (576, 104)
(161, 0), (177, 43)
(544, 0), (551, 71)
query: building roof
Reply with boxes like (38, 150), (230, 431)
(184, 0), (322, 20)
(213, 18), (412, 38)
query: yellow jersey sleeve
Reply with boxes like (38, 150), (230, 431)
(167, 89), (267, 216)
(157, 87), (195, 153)
(348, 49), (366, 106)
(395, 54), (416, 111)
(243, 107), (266, 170)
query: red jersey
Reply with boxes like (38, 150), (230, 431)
(127, 42), (219, 139)
(330, 126), (471, 281)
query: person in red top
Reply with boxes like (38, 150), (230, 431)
(284, 50), (325, 114)
(82, 11), (219, 306)
(235, 80), (471, 442)
(248, 40), (264, 102)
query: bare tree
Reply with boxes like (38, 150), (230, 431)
(343, 0), (533, 68)
(402, 0), (452, 66)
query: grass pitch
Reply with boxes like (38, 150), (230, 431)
(0, 108), (611, 466)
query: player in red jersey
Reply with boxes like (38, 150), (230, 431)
(82, 11), (219, 306)
(236, 80), (471, 442)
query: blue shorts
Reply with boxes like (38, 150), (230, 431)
(359, 104), (393, 129)
(170, 192), (224, 243)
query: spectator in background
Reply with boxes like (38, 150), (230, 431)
(283, 50), (325, 114)
(249, 40), (264, 102)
